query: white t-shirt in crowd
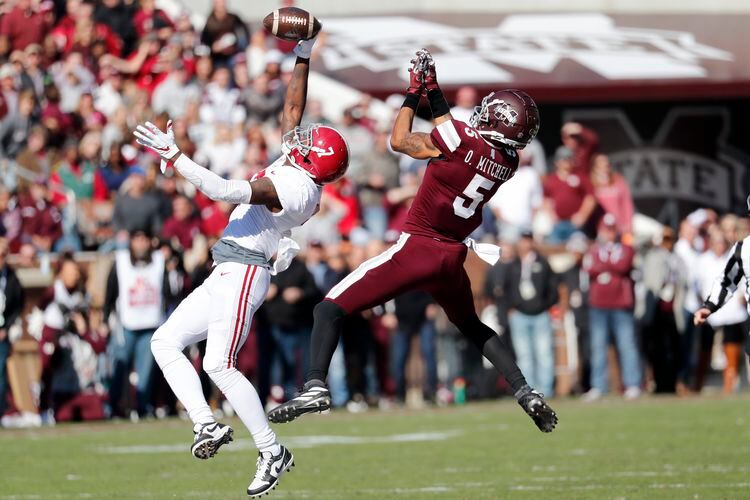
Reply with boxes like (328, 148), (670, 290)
(488, 165), (543, 229)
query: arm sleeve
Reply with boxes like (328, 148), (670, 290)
(429, 120), (463, 156)
(173, 154), (252, 204)
(704, 241), (744, 312)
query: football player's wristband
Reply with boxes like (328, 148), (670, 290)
(402, 93), (420, 111)
(427, 88), (450, 118)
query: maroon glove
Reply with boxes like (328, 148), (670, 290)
(417, 48), (439, 92)
(406, 55), (424, 96)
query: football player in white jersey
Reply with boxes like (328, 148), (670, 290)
(133, 36), (349, 497)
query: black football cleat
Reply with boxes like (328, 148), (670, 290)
(517, 389), (558, 433)
(191, 422), (234, 459)
(247, 446), (294, 498)
(267, 381), (331, 424)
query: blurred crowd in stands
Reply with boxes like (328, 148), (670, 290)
(0, 0), (748, 426)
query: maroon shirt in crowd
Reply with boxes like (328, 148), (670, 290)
(0, 4), (48, 51)
(584, 241), (635, 310)
(162, 215), (201, 250)
(18, 195), (63, 248)
(543, 172), (594, 221)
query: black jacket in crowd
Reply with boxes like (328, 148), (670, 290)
(502, 253), (559, 316)
(264, 258), (321, 330)
(0, 265), (25, 338)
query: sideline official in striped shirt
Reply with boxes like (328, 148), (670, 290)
(694, 196), (750, 328)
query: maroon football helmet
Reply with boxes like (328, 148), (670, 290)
(282, 124), (349, 184)
(469, 89), (540, 149)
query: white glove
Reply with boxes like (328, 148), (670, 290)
(158, 120), (175, 174)
(134, 121), (180, 162)
(293, 36), (317, 59)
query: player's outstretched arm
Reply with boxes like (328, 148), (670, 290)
(135, 121), (285, 210)
(280, 37), (317, 135)
(419, 48), (452, 126)
(389, 53), (441, 160)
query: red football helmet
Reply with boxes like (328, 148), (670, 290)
(282, 124), (349, 184)
(469, 89), (540, 149)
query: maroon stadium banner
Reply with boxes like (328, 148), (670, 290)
(317, 13), (750, 102)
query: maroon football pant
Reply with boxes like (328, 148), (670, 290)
(308, 233), (526, 392)
(326, 233), (475, 325)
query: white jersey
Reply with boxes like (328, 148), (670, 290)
(115, 250), (165, 330)
(220, 156), (322, 260)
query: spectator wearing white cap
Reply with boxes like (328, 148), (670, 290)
(583, 213), (641, 401)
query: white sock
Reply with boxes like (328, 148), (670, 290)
(152, 339), (214, 426)
(208, 367), (279, 454)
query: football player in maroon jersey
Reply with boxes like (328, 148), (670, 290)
(268, 49), (557, 433)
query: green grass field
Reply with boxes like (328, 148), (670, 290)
(2, 396), (750, 499)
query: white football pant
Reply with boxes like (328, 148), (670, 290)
(151, 262), (278, 453)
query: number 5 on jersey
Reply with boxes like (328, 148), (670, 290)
(453, 173), (496, 219)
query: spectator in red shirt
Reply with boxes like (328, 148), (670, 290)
(543, 146), (597, 244)
(132, 0), (173, 39)
(18, 179), (63, 255)
(590, 153), (634, 236)
(0, 0), (49, 55)
(561, 121), (599, 174)
(51, 0), (122, 57)
(200, 200), (232, 239)
(582, 214), (642, 401)
(323, 177), (360, 237)
(162, 194), (201, 251)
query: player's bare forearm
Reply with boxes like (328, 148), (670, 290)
(390, 107), (440, 159)
(280, 57), (310, 135)
(249, 177), (283, 211)
(432, 112), (452, 126)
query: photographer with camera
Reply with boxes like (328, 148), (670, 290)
(39, 254), (107, 423)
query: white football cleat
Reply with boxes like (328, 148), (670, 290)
(247, 446), (294, 497)
(191, 422), (234, 460)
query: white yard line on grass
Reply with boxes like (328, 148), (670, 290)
(97, 429), (465, 455)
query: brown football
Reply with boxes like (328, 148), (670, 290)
(263, 7), (322, 41)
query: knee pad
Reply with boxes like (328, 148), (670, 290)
(204, 364), (241, 393)
(314, 300), (346, 323)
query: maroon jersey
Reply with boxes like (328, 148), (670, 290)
(403, 119), (520, 242)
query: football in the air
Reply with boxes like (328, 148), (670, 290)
(263, 7), (322, 41)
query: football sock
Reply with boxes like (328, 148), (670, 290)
(459, 315), (528, 393)
(151, 337), (215, 425)
(207, 367), (278, 453)
(723, 342), (742, 394)
(306, 300), (347, 383)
